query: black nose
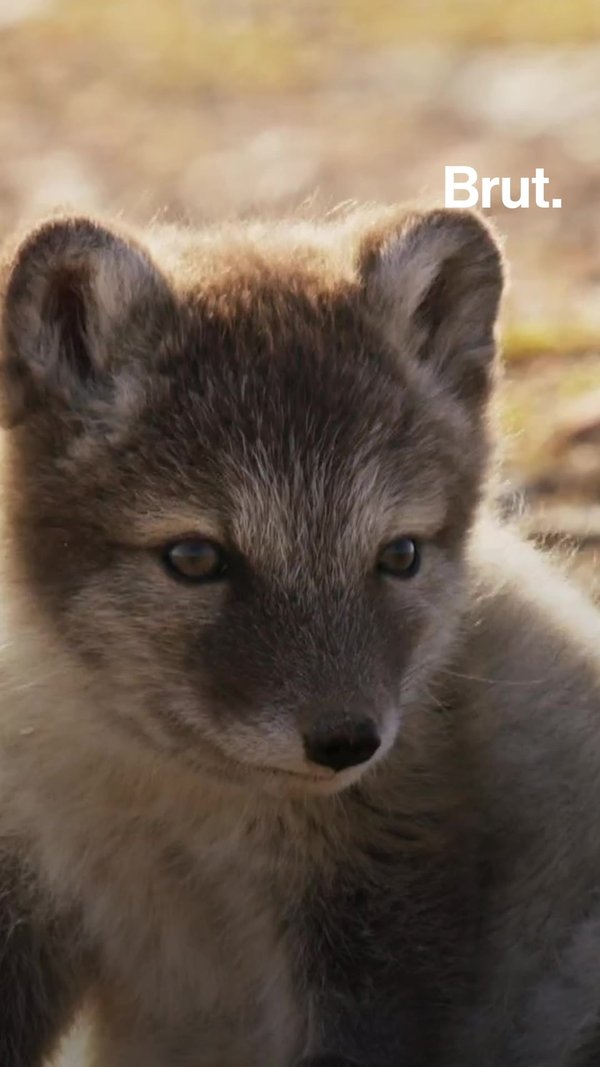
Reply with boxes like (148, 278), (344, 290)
(303, 720), (381, 773)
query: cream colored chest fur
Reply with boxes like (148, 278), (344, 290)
(0, 688), (303, 1067)
(43, 798), (302, 1067)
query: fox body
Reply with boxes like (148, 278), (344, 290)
(0, 206), (600, 1067)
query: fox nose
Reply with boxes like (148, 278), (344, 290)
(303, 720), (381, 773)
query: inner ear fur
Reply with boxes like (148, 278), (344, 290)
(359, 208), (505, 406)
(0, 215), (171, 427)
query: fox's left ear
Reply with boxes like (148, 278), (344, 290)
(359, 208), (504, 406)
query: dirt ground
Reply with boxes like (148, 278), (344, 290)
(1, 0), (599, 592)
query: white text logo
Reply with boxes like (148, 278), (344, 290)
(444, 166), (562, 209)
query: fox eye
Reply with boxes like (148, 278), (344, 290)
(377, 537), (420, 578)
(163, 539), (228, 582)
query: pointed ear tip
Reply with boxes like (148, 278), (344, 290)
(420, 207), (504, 266)
(3, 215), (115, 298)
(9, 214), (125, 267)
(391, 202), (497, 247)
(359, 205), (504, 263)
(2, 215), (167, 329)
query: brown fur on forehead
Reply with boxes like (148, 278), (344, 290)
(143, 209), (373, 286)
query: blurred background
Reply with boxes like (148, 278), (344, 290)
(1, 0), (599, 592)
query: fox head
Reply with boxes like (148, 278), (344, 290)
(0, 207), (503, 795)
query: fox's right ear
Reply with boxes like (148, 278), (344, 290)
(0, 216), (172, 427)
